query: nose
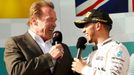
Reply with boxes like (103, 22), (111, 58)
(53, 23), (56, 28)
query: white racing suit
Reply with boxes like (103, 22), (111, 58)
(82, 38), (130, 75)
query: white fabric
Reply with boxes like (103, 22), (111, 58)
(128, 54), (134, 75)
(82, 65), (94, 75)
(82, 38), (130, 75)
(28, 29), (52, 53)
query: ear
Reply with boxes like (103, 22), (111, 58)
(95, 22), (101, 31)
(31, 16), (38, 25)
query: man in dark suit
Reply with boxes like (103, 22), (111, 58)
(4, 0), (75, 75)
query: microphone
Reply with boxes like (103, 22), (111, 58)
(76, 37), (87, 59)
(52, 31), (63, 61)
(52, 31), (62, 45)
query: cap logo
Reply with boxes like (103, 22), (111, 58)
(85, 12), (91, 18)
(92, 18), (107, 23)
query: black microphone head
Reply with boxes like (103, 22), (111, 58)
(76, 37), (87, 49)
(52, 31), (62, 45)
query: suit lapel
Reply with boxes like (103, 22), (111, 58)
(23, 32), (43, 55)
(24, 32), (53, 74)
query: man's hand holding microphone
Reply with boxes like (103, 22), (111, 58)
(49, 44), (64, 60)
(72, 37), (88, 74)
(49, 31), (64, 60)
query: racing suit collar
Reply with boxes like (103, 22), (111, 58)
(97, 38), (112, 49)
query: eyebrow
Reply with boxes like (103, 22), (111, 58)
(44, 16), (57, 21)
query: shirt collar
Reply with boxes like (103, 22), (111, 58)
(97, 38), (112, 49)
(28, 29), (52, 44)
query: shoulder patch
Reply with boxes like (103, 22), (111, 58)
(116, 50), (123, 58)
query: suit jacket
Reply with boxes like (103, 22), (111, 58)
(4, 32), (75, 75)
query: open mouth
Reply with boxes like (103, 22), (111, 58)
(49, 28), (54, 32)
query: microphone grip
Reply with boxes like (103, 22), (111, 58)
(76, 48), (82, 59)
